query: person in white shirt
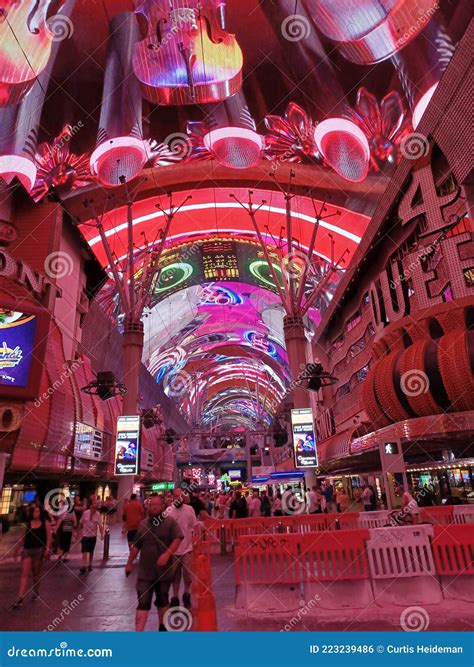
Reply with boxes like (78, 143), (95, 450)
(79, 498), (104, 573)
(167, 489), (197, 609)
(308, 486), (319, 514)
(401, 486), (420, 524)
(361, 484), (374, 512)
(248, 491), (262, 518)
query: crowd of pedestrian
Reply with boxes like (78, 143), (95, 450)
(5, 479), (441, 627)
(8, 493), (118, 610)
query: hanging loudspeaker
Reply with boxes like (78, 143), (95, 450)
(90, 12), (147, 187)
(203, 91), (263, 169)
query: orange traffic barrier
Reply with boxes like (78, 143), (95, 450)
(193, 553), (217, 631)
(332, 512), (359, 530)
(420, 505), (454, 525)
(300, 529), (370, 581)
(235, 534), (302, 585)
(432, 524), (474, 576)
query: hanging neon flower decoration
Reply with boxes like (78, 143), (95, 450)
(264, 102), (320, 164)
(31, 126), (95, 202)
(346, 88), (413, 172)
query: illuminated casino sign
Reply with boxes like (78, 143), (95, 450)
(0, 311), (37, 388)
(291, 408), (318, 468)
(114, 416), (141, 475)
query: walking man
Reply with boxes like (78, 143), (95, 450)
(125, 495), (183, 631)
(123, 493), (145, 549)
(79, 498), (104, 574)
(167, 489), (197, 609)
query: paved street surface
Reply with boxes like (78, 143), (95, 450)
(1, 525), (473, 632)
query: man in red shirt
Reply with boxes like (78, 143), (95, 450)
(124, 494), (144, 548)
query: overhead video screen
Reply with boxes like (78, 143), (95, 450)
(148, 239), (283, 303)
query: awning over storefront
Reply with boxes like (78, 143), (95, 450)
(317, 428), (357, 463)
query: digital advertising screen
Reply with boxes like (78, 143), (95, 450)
(114, 415), (141, 475)
(291, 407), (318, 468)
(0, 299), (49, 400)
(0, 310), (37, 388)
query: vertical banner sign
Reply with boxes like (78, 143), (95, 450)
(291, 408), (318, 468)
(115, 415), (141, 475)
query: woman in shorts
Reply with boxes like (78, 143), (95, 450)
(11, 505), (52, 609)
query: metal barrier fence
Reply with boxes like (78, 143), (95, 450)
(200, 505), (474, 552)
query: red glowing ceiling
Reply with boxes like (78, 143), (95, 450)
(80, 186), (369, 271)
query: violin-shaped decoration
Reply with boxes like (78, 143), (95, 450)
(132, 0), (243, 105)
(0, 0), (64, 107)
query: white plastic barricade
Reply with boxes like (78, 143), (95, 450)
(358, 510), (391, 529)
(366, 524), (442, 606)
(453, 505), (474, 524)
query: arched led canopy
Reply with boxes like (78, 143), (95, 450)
(82, 187), (369, 428)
